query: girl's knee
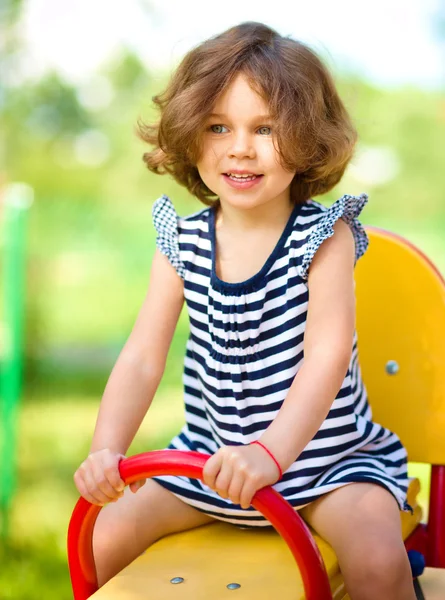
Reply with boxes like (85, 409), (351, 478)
(342, 536), (411, 590)
(91, 482), (214, 586)
(92, 507), (127, 564)
(92, 503), (148, 587)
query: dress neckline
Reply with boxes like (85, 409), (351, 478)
(209, 201), (303, 293)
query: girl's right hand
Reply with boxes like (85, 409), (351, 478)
(73, 449), (146, 506)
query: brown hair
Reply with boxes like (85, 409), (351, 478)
(138, 22), (357, 205)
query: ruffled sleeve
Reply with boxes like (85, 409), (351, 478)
(298, 193), (369, 281)
(152, 195), (186, 279)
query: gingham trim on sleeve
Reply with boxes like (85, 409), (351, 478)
(298, 193), (369, 281)
(152, 195), (186, 279)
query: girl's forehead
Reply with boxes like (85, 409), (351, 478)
(212, 73), (269, 114)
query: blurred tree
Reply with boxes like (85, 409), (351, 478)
(0, 0), (25, 59)
(106, 48), (150, 91)
(0, 0), (25, 169)
(3, 73), (93, 172)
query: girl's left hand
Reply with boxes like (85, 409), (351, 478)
(202, 443), (281, 509)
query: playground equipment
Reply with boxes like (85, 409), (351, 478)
(0, 183), (33, 539)
(68, 227), (445, 599)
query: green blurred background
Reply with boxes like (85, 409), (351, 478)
(1, 0), (444, 598)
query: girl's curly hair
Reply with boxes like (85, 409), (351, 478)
(138, 22), (357, 205)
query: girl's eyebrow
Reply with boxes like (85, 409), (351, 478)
(208, 112), (273, 121)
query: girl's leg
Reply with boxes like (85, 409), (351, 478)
(299, 482), (416, 600)
(93, 479), (215, 586)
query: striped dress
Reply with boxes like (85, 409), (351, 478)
(151, 193), (411, 526)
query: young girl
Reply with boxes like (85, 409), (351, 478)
(74, 22), (416, 600)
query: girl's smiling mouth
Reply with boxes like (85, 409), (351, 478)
(222, 171), (264, 189)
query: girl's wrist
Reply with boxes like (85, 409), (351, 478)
(251, 440), (283, 480)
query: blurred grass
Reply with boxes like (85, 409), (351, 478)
(1, 383), (185, 600)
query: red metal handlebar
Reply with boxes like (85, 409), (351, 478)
(67, 450), (332, 599)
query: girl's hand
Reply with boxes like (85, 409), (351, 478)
(73, 449), (146, 506)
(202, 443), (281, 509)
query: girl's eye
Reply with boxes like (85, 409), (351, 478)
(210, 124), (228, 134)
(209, 125), (272, 135)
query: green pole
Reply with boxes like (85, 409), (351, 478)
(0, 183), (33, 539)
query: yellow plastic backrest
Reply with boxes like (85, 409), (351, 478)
(355, 227), (445, 465)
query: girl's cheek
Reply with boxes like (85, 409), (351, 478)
(210, 142), (228, 161)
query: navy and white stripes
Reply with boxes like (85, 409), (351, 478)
(151, 194), (410, 526)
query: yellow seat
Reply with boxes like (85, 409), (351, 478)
(355, 227), (445, 465)
(78, 227), (445, 599)
(88, 477), (423, 600)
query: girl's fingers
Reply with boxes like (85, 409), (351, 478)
(74, 450), (127, 505)
(74, 473), (101, 505)
(83, 469), (115, 505)
(103, 455), (126, 492)
(239, 480), (257, 510)
(227, 470), (245, 505)
(203, 453), (223, 490)
(129, 479), (146, 493)
(214, 463), (233, 499)
(91, 460), (121, 500)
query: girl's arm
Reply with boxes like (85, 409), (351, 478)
(74, 249), (184, 505)
(90, 248), (185, 455)
(259, 218), (356, 471)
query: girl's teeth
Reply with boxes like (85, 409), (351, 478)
(228, 173), (256, 177)
(227, 173), (258, 181)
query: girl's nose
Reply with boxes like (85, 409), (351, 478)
(226, 131), (256, 160)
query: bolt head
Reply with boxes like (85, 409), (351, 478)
(385, 360), (399, 375)
(227, 583), (241, 590)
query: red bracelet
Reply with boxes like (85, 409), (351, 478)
(252, 440), (283, 480)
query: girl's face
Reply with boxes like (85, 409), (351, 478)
(196, 73), (296, 212)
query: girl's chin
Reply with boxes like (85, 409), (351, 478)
(218, 195), (268, 211)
